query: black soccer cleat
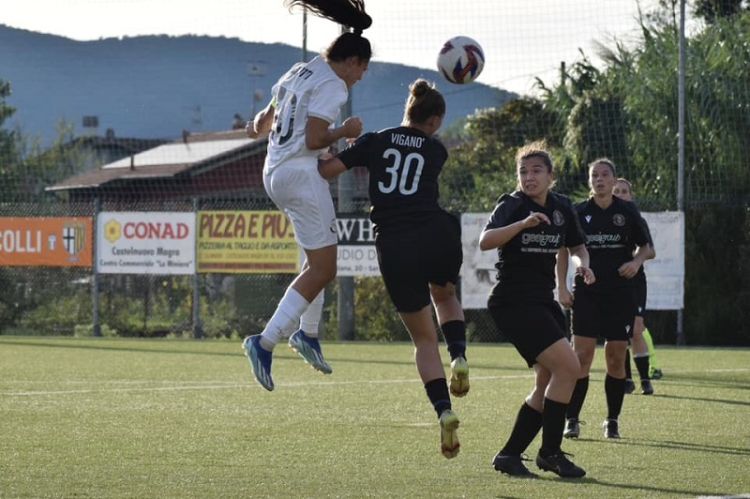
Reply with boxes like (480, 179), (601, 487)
(492, 453), (537, 478)
(651, 368), (663, 380)
(641, 379), (654, 395)
(535, 450), (586, 478)
(602, 418), (620, 439)
(624, 378), (636, 394)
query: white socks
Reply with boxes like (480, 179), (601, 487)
(261, 287), (310, 349)
(299, 291), (324, 337)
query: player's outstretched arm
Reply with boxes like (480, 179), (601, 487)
(306, 116), (363, 150)
(318, 157), (348, 180)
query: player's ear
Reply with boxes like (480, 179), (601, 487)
(428, 114), (444, 134)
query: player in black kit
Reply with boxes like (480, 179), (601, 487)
(481, 142), (594, 478)
(613, 178), (658, 394)
(559, 159), (655, 440)
(318, 79), (468, 459)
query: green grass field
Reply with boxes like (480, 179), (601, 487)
(1, 336), (749, 498)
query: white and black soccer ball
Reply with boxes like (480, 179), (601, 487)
(437, 36), (485, 84)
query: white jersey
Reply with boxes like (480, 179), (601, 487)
(265, 56), (348, 169)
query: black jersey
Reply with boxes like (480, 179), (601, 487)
(336, 126), (448, 234)
(575, 196), (653, 290)
(632, 213), (653, 284)
(484, 191), (585, 302)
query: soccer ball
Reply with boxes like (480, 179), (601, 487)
(437, 36), (485, 84)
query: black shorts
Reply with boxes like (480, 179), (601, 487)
(634, 275), (647, 317)
(571, 286), (636, 341)
(376, 212), (462, 313)
(488, 298), (567, 367)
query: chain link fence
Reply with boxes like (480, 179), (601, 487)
(1, 1), (749, 344)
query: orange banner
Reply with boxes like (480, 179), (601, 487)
(0, 217), (93, 267)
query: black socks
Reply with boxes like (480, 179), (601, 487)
(500, 402), (543, 456)
(440, 320), (467, 361)
(424, 378), (451, 418)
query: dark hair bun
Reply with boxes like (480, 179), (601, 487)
(410, 79), (431, 98)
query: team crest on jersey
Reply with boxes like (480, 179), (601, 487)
(613, 214), (626, 226)
(552, 210), (565, 226)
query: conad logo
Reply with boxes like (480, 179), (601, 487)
(122, 221), (190, 240)
(104, 219), (122, 243)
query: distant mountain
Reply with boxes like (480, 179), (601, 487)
(0, 24), (515, 145)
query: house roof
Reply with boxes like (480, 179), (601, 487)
(47, 129), (267, 192)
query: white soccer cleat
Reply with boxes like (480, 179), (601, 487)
(449, 356), (470, 397)
(439, 409), (460, 459)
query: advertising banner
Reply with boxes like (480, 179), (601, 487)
(0, 217), (92, 267)
(336, 216), (380, 277)
(197, 211), (299, 273)
(97, 212), (195, 274)
(460, 211), (685, 310)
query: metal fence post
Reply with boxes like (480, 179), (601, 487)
(676, 0), (686, 346)
(337, 35), (356, 341)
(92, 196), (101, 337)
(192, 197), (203, 339)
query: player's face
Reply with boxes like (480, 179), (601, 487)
(518, 157), (552, 200)
(589, 163), (615, 197)
(343, 57), (369, 88)
(613, 181), (632, 201)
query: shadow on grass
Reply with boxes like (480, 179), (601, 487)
(622, 436), (750, 456)
(653, 392), (750, 407)
(527, 475), (729, 498)
(656, 377), (750, 391)
(0, 338), (274, 359)
(0, 337), (536, 372)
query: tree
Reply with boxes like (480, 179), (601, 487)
(0, 78), (19, 202)
(694, 0), (747, 23)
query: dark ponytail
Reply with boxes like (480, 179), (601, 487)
(284, 0), (372, 62)
(284, 0), (372, 31)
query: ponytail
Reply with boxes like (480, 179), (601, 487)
(284, 0), (372, 32)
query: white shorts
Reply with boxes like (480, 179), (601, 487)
(263, 158), (338, 250)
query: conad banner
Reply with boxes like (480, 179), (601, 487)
(0, 217), (93, 267)
(197, 211), (299, 273)
(97, 212), (195, 274)
(460, 211), (685, 310)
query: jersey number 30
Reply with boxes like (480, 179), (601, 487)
(378, 148), (425, 195)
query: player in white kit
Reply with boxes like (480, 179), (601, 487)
(242, 0), (372, 391)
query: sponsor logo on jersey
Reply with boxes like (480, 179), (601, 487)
(521, 233), (560, 247)
(585, 215), (592, 223)
(553, 210), (565, 226)
(585, 233), (622, 245)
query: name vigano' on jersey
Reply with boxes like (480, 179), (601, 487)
(437, 36), (485, 84)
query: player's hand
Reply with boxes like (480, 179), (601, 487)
(618, 260), (640, 279)
(523, 212), (551, 228)
(341, 116), (363, 138)
(577, 266), (596, 285)
(245, 120), (258, 139)
(558, 287), (574, 308)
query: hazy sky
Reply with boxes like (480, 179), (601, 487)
(3, 0), (669, 94)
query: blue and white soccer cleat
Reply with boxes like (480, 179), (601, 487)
(288, 330), (332, 374)
(242, 335), (274, 391)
